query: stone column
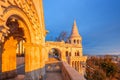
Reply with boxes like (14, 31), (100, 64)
(45, 48), (49, 61)
(24, 43), (45, 80)
(77, 62), (79, 72)
(70, 60), (72, 66)
(79, 62), (81, 73)
(61, 48), (67, 62)
(79, 62), (82, 74)
(1, 37), (17, 79)
(39, 45), (46, 80)
(72, 61), (75, 69)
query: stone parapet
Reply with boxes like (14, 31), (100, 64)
(70, 56), (87, 62)
(62, 62), (86, 80)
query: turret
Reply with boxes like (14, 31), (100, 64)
(68, 20), (82, 44)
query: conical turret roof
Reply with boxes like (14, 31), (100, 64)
(69, 20), (81, 39)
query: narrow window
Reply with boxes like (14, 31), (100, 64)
(74, 40), (76, 44)
(66, 51), (68, 56)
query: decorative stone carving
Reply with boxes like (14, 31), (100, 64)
(0, 0), (42, 43)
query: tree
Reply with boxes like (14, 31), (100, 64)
(56, 31), (68, 42)
(100, 56), (118, 79)
(85, 55), (119, 80)
(92, 69), (106, 80)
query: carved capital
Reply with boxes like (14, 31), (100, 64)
(0, 25), (9, 43)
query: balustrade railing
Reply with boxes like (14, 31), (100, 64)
(61, 62), (85, 80)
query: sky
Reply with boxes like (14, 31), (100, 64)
(43, 0), (120, 55)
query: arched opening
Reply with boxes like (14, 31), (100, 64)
(1, 13), (32, 79)
(74, 39), (76, 44)
(3, 16), (26, 79)
(69, 52), (71, 56)
(48, 48), (61, 61)
(1, 6), (43, 80)
(66, 51), (70, 64)
(77, 51), (79, 56)
(66, 51), (68, 57)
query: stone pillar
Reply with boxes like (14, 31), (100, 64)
(73, 61), (75, 69)
(61, 49), (67, 62)
(44, 47), (48, 62)
(19, 40), (22, 55)
(78, 62), (80, 72)
(69, 59), (72, 66)
(0, 43), (2, 80)
(79, 62), (82, 74)
(40, 45), (46, 80)
(77, 62), (79, 72)
(1, 37), (17, 80)
(24, 43), (45, 80)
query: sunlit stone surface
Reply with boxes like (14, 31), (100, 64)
(0, 0), (87, 80)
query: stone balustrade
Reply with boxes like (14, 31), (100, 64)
(45, 61), (86, 80)
(61, 62), (85, 80)
(70, 56), (87, 62)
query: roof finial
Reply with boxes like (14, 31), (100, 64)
(69, 20), (81, 39)
(74, 19), (77, 26)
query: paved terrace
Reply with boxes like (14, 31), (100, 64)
(8, 57), (25, 80)
(9, 58), (85, 80)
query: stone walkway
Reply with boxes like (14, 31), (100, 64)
(8, 64), (25, 80)
(46, 72), (63, 80)
(45, 58), (63, 80)
(8, 75), (24, 80)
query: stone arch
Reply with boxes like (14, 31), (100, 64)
(1, 7), (42, 79)
(2, 7), (37, 43)
(48, 48), (62, 61)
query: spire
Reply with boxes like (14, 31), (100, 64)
(73, 20), (77, 27)
(69, 20), (81, 38)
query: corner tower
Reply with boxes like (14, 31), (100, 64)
(68, 20), (82, 44)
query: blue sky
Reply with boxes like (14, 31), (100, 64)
(43, 0), (120, 55)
